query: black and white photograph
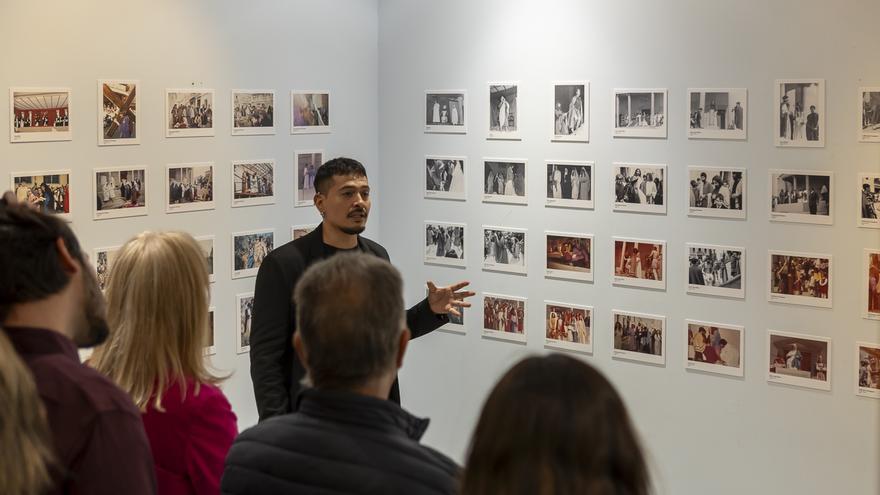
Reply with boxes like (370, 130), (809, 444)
(291, 224), (317, 241)
(98, 80), (138, 146)
(546, 232), (593, 282)
(856, 342), (880, 399)
(205, 308), (216, 356)
(613, 163), (666, 214)
(687, 88), (747, 140)
(427, 287), (465, 334)
(10, 88), (72, 143)
(483, 226), (527, 275)
(552, 81), (589, 142)
(768, 330), (831, 391)
(425, 221), (465, 267)
(166, 89), (214, 138)
(425, 156), (466, 201)
(769, 170), (833, 225)
(685, 320), (744, 378)
(483, 159), (527, 204)
(236, 293), (254, 354)
(94, 245), (121, 292)
(291, 91), (330, 134)
(612, 310), (666, 366)
(545, 302), (592, 354)
(859, 173), (880, 228)
(231, 230), (274, 279)
(768, 251), (832, 309)
(860, 88), (880, 142)
(613, 238), (666, 290)
(864, 249), (880, 321)
(195, 235), (215, 283)
(232, 160), (275, 207)
(546, 161), (594, 209)
(295, 150), (323, 207)
(166, 163), (214, 213)
(688, 167), (746, 219)
(425, 90), (466, 133)
(11, 171), (71, 219)
(686, 244), (745, 299)
(482, 293), (527, 344)
(93, 166), (147, 220)
(775, 79), (825, 148)
(613, 89), (667, 138)
(231, 90), (274, 135)
(488, 83), (519, 140)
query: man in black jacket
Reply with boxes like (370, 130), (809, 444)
(251, 157), (472, 420)
(223, 253), (459, 495)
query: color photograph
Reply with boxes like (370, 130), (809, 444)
(166, 89), (214, 137)
(482, 293), (527, 343)
(856, 342), (880, 399)
(613, 238), (665, 290)
(768, 251), (832, 308)
(10, 88), (72, 143)
(612, 310), (666, 366)
(93, 166), (147, 220)
(767, 330), (830, 391)
(685, 320), (744, 377)
(232, 160), (275, 207)
(205, 308), (216, 356)
(236, 293), (254, 354)
(195, 235), (215, 283)
(94, 245), (122, 292)
(291, 224), (317, 241)
(99, 80), (138, 145)
(295, 150), (323, 207)
(291, 91), (330, 134)
(858, 173), (879, 228)
(545, 302), (592, 354)
(231, 230), (274, 279)
(545, 232), (592, 282)
(166, 163), (214, 213)
(865, 249), (880, 320)
(232, 90), (274, 135)
(10, 171), (71, 218)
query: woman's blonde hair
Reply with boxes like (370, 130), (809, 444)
(90, 231), (221, 410)
(0, 330), (55, 495)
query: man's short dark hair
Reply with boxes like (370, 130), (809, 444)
(294, 253), (404, 390)
(313, 157), (368, 195)
(0, 198), (84, 322)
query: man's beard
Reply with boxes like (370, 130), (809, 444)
(72, 265), (110, 348)
(340, 225), (366, 235)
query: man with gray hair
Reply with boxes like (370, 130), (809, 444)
(221, 253), (458, 495)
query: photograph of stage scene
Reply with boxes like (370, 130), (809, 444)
(13, 173), (69, 215)
(867, 251), (880, 317)
(613, 312), (663, 357)
(96, 170), (144, 211)
(686, 324), (741, 368)
(615, 91), (664, 129)
(689, 91), (744, 132)
(12, 90), (69, 134)
(233, 92), (273, 128)
(769, 334), (828, 383)
(546, 235), (590, 275)
(168, 92), (213, 129)
(771, 173), (830, 217)
(101, 82), (136, 140)
(614, 240), (663, 282)
(770, 254), (830, 300)
(234, 162), (273, 200)
(545, 304), (590, 345)
(168, 166), (213, 205)
(778, 81), (822, 144)
(859, 345), (880, 392)
(293, 93), (329, 127)
(688, 247), (743, 291)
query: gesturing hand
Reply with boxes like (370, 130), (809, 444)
(427, 280), (474, 317)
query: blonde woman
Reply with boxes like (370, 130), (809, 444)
(91, 232), (237, 495)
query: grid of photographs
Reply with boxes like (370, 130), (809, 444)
(612, 310), (666, 365)
(483, 226), (527, 275)
(685, 320), (744, 377)
(10, 171), (71, 219)
(291, 224), (317, 241)
(195, 235), (216, 283)
(10, 88), (72, 143)
(166, 163), (215, 213)
(482, 293), (526, 343)
(232, 160), (275, 207)
(93, 166), (147, 220)
(687, 167), (746, 219)
(483, 159), (527, 204)
(613, 89), (667, 138)
(425, 90), (466, 133)
(856, 343), (880, 399)
(768, 251), (832, 308)
(545, 302), (592, 354)
(613, 238), (665, 290)
(295, 150), (323, 207)
(166, 89), (214, 138)
(425, 221), (465, 267)
(231, 90), (274, 135)
(291, 91), (330, 134)
(859, 173), (880, 228)
(687, 88), (747, 140)
(552, 82), (589, 142)
(686, 244), (745, 299)
(865, 249), (880, 321)
(860, 88), (880, 142)
(769, 170), (833, 225)
(545, 232), (592, 282)
(775, 79), (825, 148)
(613, 163), (666, 214)
(94, 245), (122, 292)
(767, 330), (830, 391)
(425, 156), (466, 201)
(236, 293), (254, 354)
(546, 161), (593, 209)
(488, 83), (519, 140)
(231, 230), (274, 279)
(98, 80), (138, 146)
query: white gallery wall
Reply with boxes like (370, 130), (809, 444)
(378, 0), (880, 494)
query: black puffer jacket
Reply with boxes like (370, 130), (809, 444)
(221, 388), (459, 495)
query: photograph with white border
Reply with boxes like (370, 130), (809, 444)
(291, 224), (318, 241)
(769, 170), (833, 225)
(553, 81), (589, 142)
(687, 88), (747, 140)
(231, 90), (274, 135)
(864, 249), (880, 320)
(483, 226), (527, 275)
(93, 166), (147, 220)
(685, 320), (744, 377)
(291, 90), (330, 134)
(205, 308), (216, 356)
(612, 310), (666, 366)
(428, 287), (465, 335)
(425, 221), (465, 267)
(295, 150), (323, 207)
(488, 82), (519, 140)
(856, 342), (880, 399)
(10, 170), (71, 219)
(10, 87), (72, 143)
(236, 293), (254, 354)
(483, 159), (526, 204)
(232, 159), (275, 207)
(425, 156), (466, 201)
(613, 163), (666, 214)
(858, 173), (880, 228)
(166, 163), (214, 213)
(165, 89), (215, 138)
(482, 293), (527, 343)
(612, 238), (666, 290)
(231, 229), (274, 279)
(613, 89), (667, 138)
(768, 250), (832, 309)
(546, 232), (593, 282)
(425, 90), (466, 133)
(195, 235), (216, 283)
(94, 245), (122, 292)
(686, 243), (745, 299)
(775, 79), (825, 148)
(546, 161), (594, 209)
(545, 301), (592, 354)
(767, 330), (830, 391)
(860, 88), (880, 142)
(98, 80), (138, 146)
(687, 167), (746, 219)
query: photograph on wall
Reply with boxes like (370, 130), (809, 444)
(98, 80), (138, 146)
(232, 159), (275, 207)
(425, 156), (466, 201)
(93, 166), (147, 220)
(425, 221), (465, 267)
(482, 293), (526, 343)
(860, 88), (880, 142)
(425, 90), (466, 133)
(769, 170), (832, 225)
(165, 89), (214, 137)
(488, 83), (519, 140)
(767, 330), (830, 391)
(612, 310), (666, 366)
(483, 159), (526, 204)
(94, 245), (122, 292)
(295, 150), (323, 207)
(613, 163), (666, 214)
(204, 308), (216, 356)
(483, 226), (526, 275)
(685, 320), (744, 377)
(231, 90), (274, 135)
(687, 88), (747, 140)
(775, 79), (824, 147)
(686, 244), (745, 299)
(236, 293), (254, 354)
(613, 89), (667, 138)
(427, 287), (465, 334)
(10, 88), (71, 143)
(613, 238), (665, 290)
(856, 342), (880, 399)
(545, 232), (592, 282)
(291, 91), (330, 134)
(768, 251), (832, 309)
(859, 173), (880, 228)
(166, 163), (214, 213)
(545, 302), (592, 354)
(865, 249), (880, 321)
(546, 161), (593, 209)
(195, 235), (215, 283)
(231, 230), (274, 279)
(291, 224), (317, 241)
(687, 167), (746, 219)
(552, 81), (589, 142)
(10, 171), (71, 218)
